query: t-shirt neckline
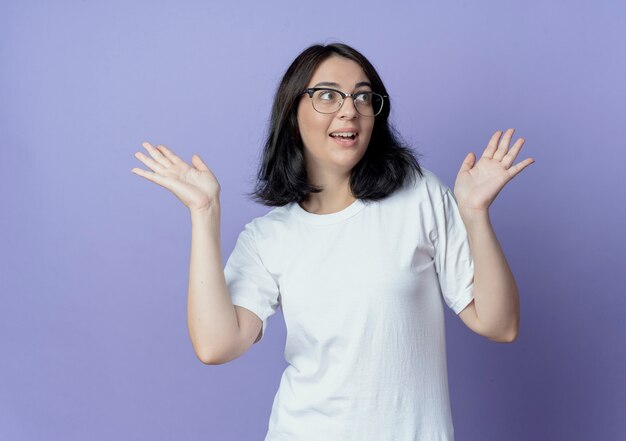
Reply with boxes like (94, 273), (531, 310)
(289, 198), (366, 225)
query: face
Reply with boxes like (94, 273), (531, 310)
(296, 56), (375, 178)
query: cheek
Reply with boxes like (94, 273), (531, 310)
(362, 123), (375, 144)
(298, 111), (330, 142)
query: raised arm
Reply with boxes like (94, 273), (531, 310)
(131, 142), (261, 364)
(187, 206), (262, 364)
(453, 128), (535, 342)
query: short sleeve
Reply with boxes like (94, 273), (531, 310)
(432, 189), (475, 314)
(223, 222), (280, 343)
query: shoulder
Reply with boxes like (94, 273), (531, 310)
(395, 167), (453, 207)
(238, 203), (293, 245)
(416, 167), (452, 194)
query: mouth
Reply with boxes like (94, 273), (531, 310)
(329, 131), (359, 147)
(329, 131), (358, 141)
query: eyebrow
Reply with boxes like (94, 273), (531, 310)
(312, 81), (372, 89)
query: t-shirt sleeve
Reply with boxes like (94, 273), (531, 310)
(223, 222), (280, 343)
(432, 188), (475, 314)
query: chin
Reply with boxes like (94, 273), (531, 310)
(330, 152), (367, 171)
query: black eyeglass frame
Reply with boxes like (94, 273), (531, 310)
(302, 87), (388, 117)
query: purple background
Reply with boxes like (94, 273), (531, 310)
(1, 0), (625, 440)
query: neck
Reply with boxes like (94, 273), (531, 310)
(300, 169), (356, 215)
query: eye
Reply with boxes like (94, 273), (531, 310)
(317, 89), (339, 102)
(355, 92), (372, 104)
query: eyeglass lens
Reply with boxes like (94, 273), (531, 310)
(312, 89), (383, 116)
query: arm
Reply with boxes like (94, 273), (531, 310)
(459, 209), (519, 342)
(130, 143), (259, 364)
(187, 206), (260, 364)
(453, 128), (534, 343)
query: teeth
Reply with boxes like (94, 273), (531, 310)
(331, 132), (356, 137)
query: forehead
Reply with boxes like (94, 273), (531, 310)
(307, 55), (370, 88)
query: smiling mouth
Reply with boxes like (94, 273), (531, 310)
(329, 133), (358, 140)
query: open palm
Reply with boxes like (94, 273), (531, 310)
(454, 128), (535, 213)
(131, 142), (221, 213)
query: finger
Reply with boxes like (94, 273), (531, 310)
(131, 167), (171, 188)
(507, 157), (535, 179)
(481, 130), (503, 159)
(131, 166), (192, 197)
(142, 142), (172, 168)
(502, 138), (525, 168)
(192, 154), (219, 182)
(134, 151), (167, 174)
(191, 154), (210, 172)
(156, 144), (185, 166)
(459, 152), (476, 173)
(493, 128), (515, 161)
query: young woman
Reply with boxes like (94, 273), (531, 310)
(131, 43), (534, 441)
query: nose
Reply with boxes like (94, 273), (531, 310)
(337, 96), (358, 119)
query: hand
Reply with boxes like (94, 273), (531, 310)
(454, 128), (535, 215)
(131, 142), (221, 213)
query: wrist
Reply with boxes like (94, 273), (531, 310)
(459, 206), (490, 225)
(190, 203), (220, 221)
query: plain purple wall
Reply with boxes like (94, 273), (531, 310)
(1, 0), (624, 440)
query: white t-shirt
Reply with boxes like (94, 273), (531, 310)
(224, 167), (475, 441)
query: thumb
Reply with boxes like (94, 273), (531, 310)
(192, 154), (210, 172)
(459, 152), (475, 173)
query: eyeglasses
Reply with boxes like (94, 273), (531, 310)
(302, 87), (387, 117)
